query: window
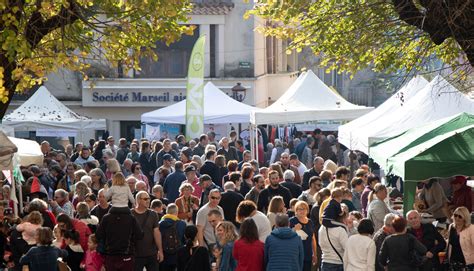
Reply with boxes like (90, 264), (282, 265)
(135, 26), (199, 78)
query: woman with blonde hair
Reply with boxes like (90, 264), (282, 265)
(104, 172), (135, 210)
(72, 181), (91, 209)
(290, 200), (317, 271)
(215, 221), (238, 271)
(445, 206), (474, 269)
(267, 196), (286, 228)
(105, 158), (121, 180)
(175, 182), (199, 224)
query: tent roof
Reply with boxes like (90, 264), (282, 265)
(349, 76), (474, 154)
(141, 82), (260, 124)
(373, 113), (474, 180)
(8, 136), (43, 167)
(0, 131), (17, 158)
(250, 70), (373, 125)
(370, 112), (474, 172)
(2, 86), (106, 130)
(338, 76), (429, 151)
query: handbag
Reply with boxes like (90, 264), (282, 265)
(325, 227), (343, 263)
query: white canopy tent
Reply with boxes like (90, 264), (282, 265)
(338, 76), (429, 153)
(351, 75), (474, 156)
(0, 131), (43, 216)
(250, 70), (373, 125)
(2, 86), (106, 140)
(141, 82), (260, 124)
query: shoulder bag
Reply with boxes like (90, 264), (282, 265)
(325, 226), (343, 263)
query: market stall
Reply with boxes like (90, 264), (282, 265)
(369, 113), (474, 213)
(250, 70), (373, 125)
(341, 76), (474, 154)
(141, 82), (260, 125)
(2, 86), (106, 141)
(338, 76), (429, 153)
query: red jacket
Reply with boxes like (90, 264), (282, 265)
(452, 186), (472, 212)
(62, 219), (91, 252)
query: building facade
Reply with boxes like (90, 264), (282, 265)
(8, 0), (298, 141)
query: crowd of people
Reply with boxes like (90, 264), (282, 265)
(0, 129), (473, 271)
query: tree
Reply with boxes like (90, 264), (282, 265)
(0, 0), (193, 118)
(247, 0), (473, 87)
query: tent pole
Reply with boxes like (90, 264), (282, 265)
(250, 125), (255, 160)
(255, 125), (259, 163)
(403, 181), (417, 216)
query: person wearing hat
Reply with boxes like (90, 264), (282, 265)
(184, 165), (202, 199)
(159, 153), (175, 174)
(449, 176), (472, 212)
(199, 174), (223, 207)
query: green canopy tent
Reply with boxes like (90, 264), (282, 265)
(369, 113), (474, 213)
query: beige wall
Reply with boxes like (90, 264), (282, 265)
(254, 73), (297, 108)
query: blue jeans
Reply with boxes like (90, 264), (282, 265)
(321, 262), (343, 271)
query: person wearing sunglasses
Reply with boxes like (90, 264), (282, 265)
(131, 162), (150, 192)
(196, 189), (224, 250)
(445, 207), (474, 270)
(132, 191), (164, 270)
(298, 176), (322, 207)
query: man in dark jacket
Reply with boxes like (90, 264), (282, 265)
(192, 134), (208, 157)
(407, 210), (446, 270)
(373, 213), (397, 271)
(301, 156), (324, 190)
(219, 182), (244, 227)
(217, 137), (239, 162)
(257, 170), (292, 213)
(264, 214), (304, 270)
(163, 161), (186, 203)
(96, 207), (143, 270)
(199, 150), (220, 187)
(280, 169), (303, 199)
(115, 138), (129, 164)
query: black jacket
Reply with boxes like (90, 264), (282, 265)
(281, 179), (303, 199)
(219, 191), (244, 227)
(257, 185), (292, 213)
(217, 147), (239, 163)
(407, 223), (446, 254)
(302, 168), (320, 190)
(96, 207), (143, 255)
(200, 161), (221, 187)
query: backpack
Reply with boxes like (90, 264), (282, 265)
(162, 221), (180, 254)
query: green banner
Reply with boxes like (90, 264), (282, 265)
(185, 35), (206, 140)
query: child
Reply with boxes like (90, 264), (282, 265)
(81, 234), (104, 271)
(286, 198), (299, 218)
(53, 224), (64, 248)
(64, 230), (84, 271)
(19, 227), (68, 271)
(104, 172), (135, 210)
(17, 211), (43, 245)
(322, 187), (345, 228)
